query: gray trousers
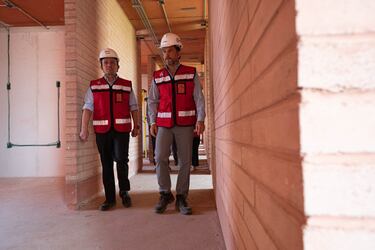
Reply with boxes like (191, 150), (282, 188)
(155, 126), (194, 196)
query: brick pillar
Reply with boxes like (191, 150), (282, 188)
(297, 1), (375, 249)
(209, 0), (303, 249)
(210, 0), (375, 249)
(64, 0), (102, 208)
(64, 0), (140, 208)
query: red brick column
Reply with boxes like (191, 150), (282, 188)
(64, 0), (140, 208)
(209, 0), (303, 249)
(297, 0), (375, 248)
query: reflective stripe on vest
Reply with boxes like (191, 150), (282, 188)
(157, 112), (172, 118)
(112, 85), (131, 92)
(174, 74), (194, 81)
(115, 118), (131, 124)
(91, 85), (110, 90)
(154, 76), (171, 84)
(178, 110), (195, 117)
(93, 120), (109, 126)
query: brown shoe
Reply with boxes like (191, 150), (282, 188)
(175, 195), (192, 215)
(154, 192), (175, 214)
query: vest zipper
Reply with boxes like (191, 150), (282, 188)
(109, 84), (114, 131)
(108, 77), (118, 131)
(170, 65), (181, 127)
(171, 77), (176, 126)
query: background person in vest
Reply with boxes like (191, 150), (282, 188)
(191, 131), (200, 170)
(80, 48), (139, 211)
(148, 33), (205, 215)
(145, 97), (156, 165)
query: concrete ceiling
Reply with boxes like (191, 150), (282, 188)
(0, 0), (207, 74)
(119, 0), (207, 73)
(0, 0), (64, 27)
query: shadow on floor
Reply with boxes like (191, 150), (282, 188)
(80, 188), (217, 215)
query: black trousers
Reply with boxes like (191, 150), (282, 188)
(96, 131), (130, 203)
(192, 136), (200, 167)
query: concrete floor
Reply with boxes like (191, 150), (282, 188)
(0, 166), (225, 250)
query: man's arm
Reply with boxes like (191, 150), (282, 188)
(129, 89), (139, 137)
(80, 109), (92, 141)
(80, 88), (94, 141)
(148, 79), (159, 137)
(131, 110), (139, 137)
(193, 73), (206, 134)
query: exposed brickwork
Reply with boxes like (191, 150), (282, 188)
(210, 0), (375, 249)
(64, 0), (140, 208)
(209, 0), (303, 249)
(297, 0), (375, 248)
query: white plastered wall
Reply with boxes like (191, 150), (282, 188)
(0, 26), (65, 177)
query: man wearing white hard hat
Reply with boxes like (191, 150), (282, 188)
(148, 33), (206, 215)
(80, 48), (139, 211)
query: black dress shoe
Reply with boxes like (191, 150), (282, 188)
(121, 192), (132, 208)
(99, 201), (116, 211)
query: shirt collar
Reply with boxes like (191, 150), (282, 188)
(166, 63), (180, 76)
(104, 74), (118, 85)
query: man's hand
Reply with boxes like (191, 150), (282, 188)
(195, 121), (205, 135)
(80, 109), (92, 142)
(131, 126), (139, 137)
(79, 129), (89, 141)
(150, 123), (158, 137)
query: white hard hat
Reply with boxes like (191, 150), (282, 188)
(99, 48), (119, 61)
(159, 33), (183, 49)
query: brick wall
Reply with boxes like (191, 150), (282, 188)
(64, 0), (140, 208)
(210, 0), (375, 249)
(297, 0), (375, 249)
(209, 0), (303, 249)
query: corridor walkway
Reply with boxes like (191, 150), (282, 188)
(0, 171), (225, 249)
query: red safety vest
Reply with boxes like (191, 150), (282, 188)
(154, 65), (197, 128)
(90, 77), (132, 133)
